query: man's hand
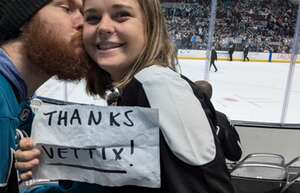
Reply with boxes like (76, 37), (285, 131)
(14, 138), (41, 181)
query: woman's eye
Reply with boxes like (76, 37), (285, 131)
(85, 15), (101, 25)
(114, 11), (131, 22)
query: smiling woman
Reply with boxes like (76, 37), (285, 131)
(83, 0), (146, 82)
(81, 0), (236, 193)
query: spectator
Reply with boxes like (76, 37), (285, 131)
(194, 80), (242, 162)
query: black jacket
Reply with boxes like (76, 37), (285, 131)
(211, 49), (218, 61)
(109, 65), (236, 193)
(215, 111), (242, 161)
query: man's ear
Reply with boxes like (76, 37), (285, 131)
(20, 22), (30, 33)
(18, 20), (34, 42)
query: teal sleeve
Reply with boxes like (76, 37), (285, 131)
(59, 181), (110, 193)
(21, 183), (65, 193)
(0, 118), (14, 188)
(21, 182), (110, 193)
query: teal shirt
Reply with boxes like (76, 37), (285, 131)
(0, 50), (108, 193)
(0, 74), (32, 187)
(0, 48), (32, 190)
(21, 182), (110, 193)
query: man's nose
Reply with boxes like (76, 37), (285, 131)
(73, 10), (84, 30)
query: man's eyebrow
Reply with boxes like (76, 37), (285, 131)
(51, 0), (67, 5)
(69, 0), (83, 7)
(51, 0), (77, 7)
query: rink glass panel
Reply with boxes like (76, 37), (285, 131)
(161, 0), (299, 124)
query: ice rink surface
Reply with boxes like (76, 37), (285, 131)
(36, 59), (300, 124)
(179, 59), (300, 124)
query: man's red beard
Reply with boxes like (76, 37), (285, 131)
(23, 17), (89, 81)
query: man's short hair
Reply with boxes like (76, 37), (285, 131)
(194, 80), (213, 99)
(0, 0), (51, 44)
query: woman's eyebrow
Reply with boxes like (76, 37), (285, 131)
(83, 8), (97, 14)
(112, 4), (134, 11)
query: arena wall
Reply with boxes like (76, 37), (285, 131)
(177, 49), (300, 63)
(234, 122), (300, 165)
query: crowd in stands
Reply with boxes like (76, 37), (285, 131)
(162, 0), (297, 53)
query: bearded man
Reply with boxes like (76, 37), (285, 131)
(0, 1), (88, 192)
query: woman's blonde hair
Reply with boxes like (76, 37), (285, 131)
(86, 0), (177, 97)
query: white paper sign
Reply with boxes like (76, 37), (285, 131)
(31, 104), (160, 188)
